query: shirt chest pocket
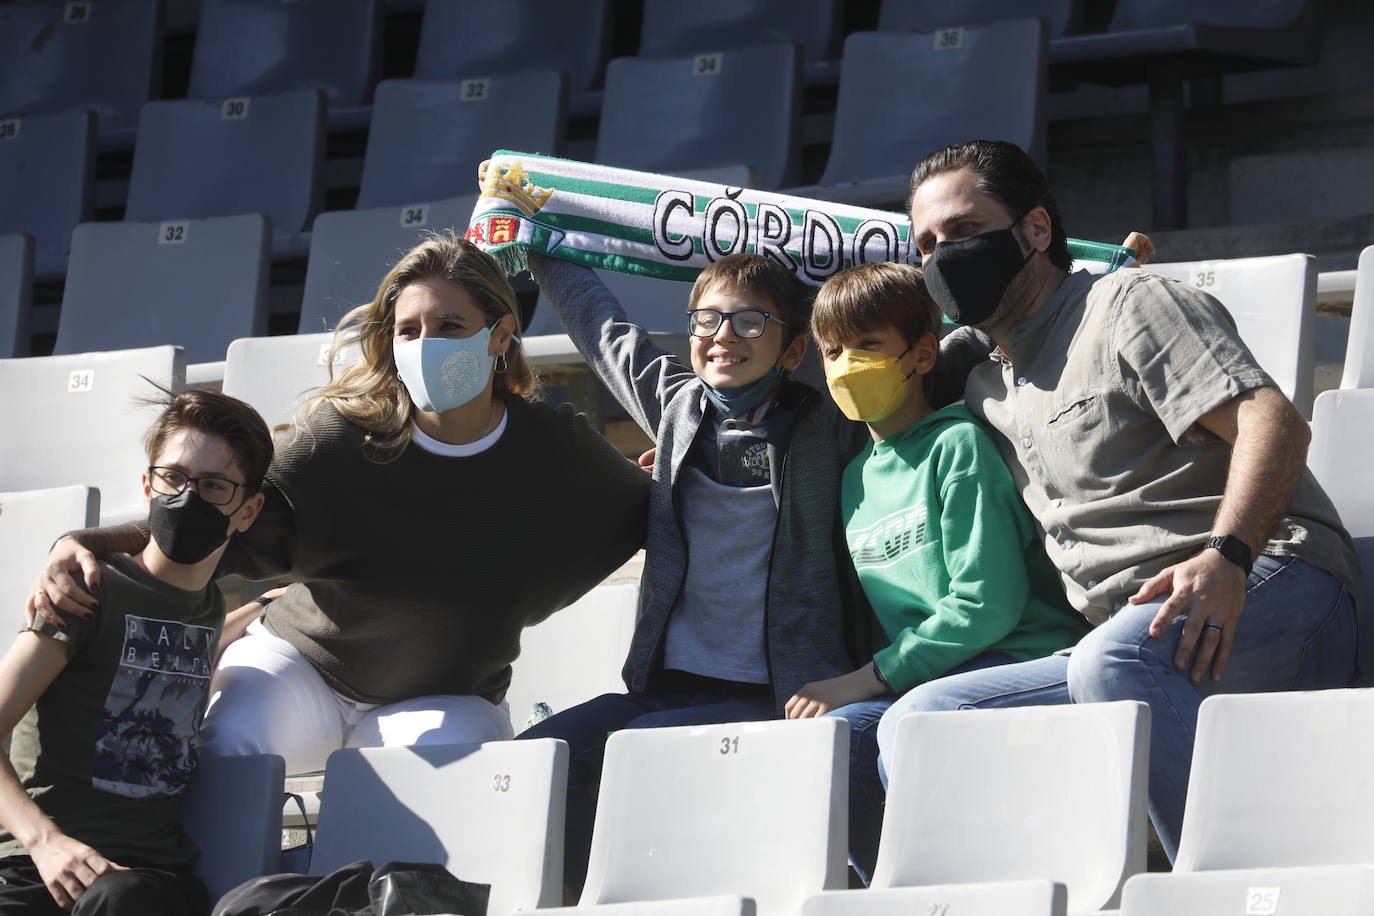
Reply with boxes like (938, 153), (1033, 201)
(1040, 391), (1116, 497)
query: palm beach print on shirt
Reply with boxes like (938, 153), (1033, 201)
(92, 615), (218, 798)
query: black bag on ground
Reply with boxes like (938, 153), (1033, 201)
(212, 859), (491, 916)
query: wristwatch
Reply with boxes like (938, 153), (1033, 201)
(1206, 535), (1253, 576)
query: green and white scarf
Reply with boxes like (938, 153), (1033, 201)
(466, 151), (1137, 283)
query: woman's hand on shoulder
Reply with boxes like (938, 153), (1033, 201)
(26, 537), (100, 632)
(1122, 231), (1156, 266)
(28, 830), (126, 909)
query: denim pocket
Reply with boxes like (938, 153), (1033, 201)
(1293, 585), (1357, 690)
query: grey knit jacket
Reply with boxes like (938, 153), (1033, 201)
(530, 255), (873, 713)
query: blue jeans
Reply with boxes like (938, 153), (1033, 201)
(516, 669), (775, 896)
(826, 651), (1018, 885)
(875, 556), (1357, 861)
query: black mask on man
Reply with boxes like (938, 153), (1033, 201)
(922, 226), (1036, 327)
(148, 488), (232, 565)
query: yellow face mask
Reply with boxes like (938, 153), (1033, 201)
(824, 347), (914, 423)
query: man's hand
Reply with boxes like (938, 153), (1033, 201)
(1130, 548), (1249, 683)
(785, 665), (887, 719)
(28, 831), (126, 909)
(26, 538), (100, 632)
(637, 448), (656, 474)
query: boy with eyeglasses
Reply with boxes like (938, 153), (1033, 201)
(519, 247), (885, 894)
(0, 390), (271, 915)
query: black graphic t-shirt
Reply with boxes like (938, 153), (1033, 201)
(0, 553), (223, 867)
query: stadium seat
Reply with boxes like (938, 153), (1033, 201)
(878, 0), (1084, 39)
(300, 194), (476, 333)
(0, 345), (186, 524)
(802, 880), (1068, 916)
(56, 215), (269, 367)
(788, 20), (1047, 206)
(0, 234), (32, 358)
(1145, 253), (1316, 416)
(538, 898), (755, 916)
(1174, 690), (1374, 872)
(309, 741), (568, 914)
(180, 753), (286, 903)
(187, 0), (380, 129)
(595, 44), (800, 190)
(1308, 388), (1374, 538)
(1341, 245), (1374, 389)
(638, 0), (840, 84)
(874, 702), (1148, 914)
(506, 584), (638, 733)
(580, 719), (847, 916)
(414, 0), (610, 103)
(0, 0), (160, 146)
(124, 90), (325, 258)
(0, 486), (99, 638)
(222, 332), (362, 431)
(0, 108), (94, 278)
(356, 75), (564, 210)
(1120, 864), (1374, 916)
(1049, 0), (1324, 229)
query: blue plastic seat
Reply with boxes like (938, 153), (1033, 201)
(124, 90), (325, 257)
(0, 234), (32, 358)
(415, 0), (609, 111)
(356, 75), (564, 210)
(0, 109), (94, 278)
(0, 0), (160, 147)
(878, 0), (1083, 39)
(1050, 0), (1323, 229)
(596, 44), (801, 190)
(789, 20), (1047, 206)
(638, 0), (840, 84)
(187, 0), (380, 123)
(57, 215), (270, 365)
(301, 195), (476, 333)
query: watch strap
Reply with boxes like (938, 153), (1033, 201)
(1206, 535), (1253, 576)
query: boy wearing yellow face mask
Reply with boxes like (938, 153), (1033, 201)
(789, 261), (1090, 882)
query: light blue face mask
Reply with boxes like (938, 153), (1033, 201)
(393, 327), (494, 413)
(702, 365), (783, 419)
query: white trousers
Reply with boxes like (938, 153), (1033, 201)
(201, 620), (514, 774)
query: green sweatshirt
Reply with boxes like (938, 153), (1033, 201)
(843, 404), (1089, 693)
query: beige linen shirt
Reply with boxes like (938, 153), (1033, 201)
(965, 268), (1359, 626)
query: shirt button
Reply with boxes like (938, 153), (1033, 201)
(1021, 436), (1033, 449)
(1050, 498), (1062, 509)
(1061, 538), (1076, 550)
(1087, 579), (1098, 588)
(1016, 376), (1029, 387)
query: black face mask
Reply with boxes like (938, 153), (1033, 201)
(148, 488), (233, 565)
(922, 225), (1036, 327)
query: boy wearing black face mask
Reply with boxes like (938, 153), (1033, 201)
(0, 390), (271, 916)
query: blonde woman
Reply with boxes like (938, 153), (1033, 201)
(28, 234), (648, 774)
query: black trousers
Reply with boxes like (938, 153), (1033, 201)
(0, 855), (208, 916)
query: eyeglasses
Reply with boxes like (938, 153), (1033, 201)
(148, 466), (246, 507)
(686, 308), (788, 340)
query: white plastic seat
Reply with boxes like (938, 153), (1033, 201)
(1341, 245), (1374, 389)
(0, 233), (32, 358)
(179, 753), (286, 902)
(57, 215), (270, 366)
(581, 718), (847, 916)
(533, 897), (754, 916)
(1144, 253), (1316, 415)
(1173, 689), (1374, 872)
(875, 702), (1149, 915)
(300, 195), (476, 334)
(0, 486), (98, 642)
(506, 584), (638, 733)
(0, 346), (185, 524)
(1120, 864), (1374, 915)
(222, 332), (362, 432)
(1308, 388), (1374, 538)
(803, 880), (1068, 916)
(310, 741), (568, 915)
